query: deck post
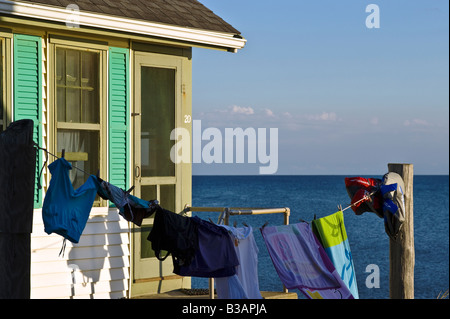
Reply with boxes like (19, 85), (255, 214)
(387, 163), (414, 299)
(0, 120), (35, 299)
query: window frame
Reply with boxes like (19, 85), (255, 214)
(0, 33), (12, 132)
(48, 38), (108, 206)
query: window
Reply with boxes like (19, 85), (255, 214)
(54, 45), (106, 194)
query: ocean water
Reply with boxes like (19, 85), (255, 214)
(190, 175), (449, 299)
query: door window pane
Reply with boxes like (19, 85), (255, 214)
(140, 226), (168, 259)
(139, 184), (175, 259)
(141, 185), (157, 202)
(160, 184), (175, 213)
(140, 226), (154, 259)
(140, 66), (175, 177)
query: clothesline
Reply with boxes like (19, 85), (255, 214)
(39, 155), (357, 299)
(33, 142), (93, 189)
(33, 142), (376, 223)
(338, 190), (377, 213)
(34, 143), (137, 193)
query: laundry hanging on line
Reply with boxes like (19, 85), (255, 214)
(311, 211), (359, 299)
(39, 154), (258, 295)
(145, 204), (358, 300)
(380, 172), (406, 240)
(261, 222), (354, 299)
(172, 216), (240, 278)
(42, 157), (98, 244)
(147, 205), (199, 268)
(215, 225), (263, 299)
(94, 177), (158, 227)
(38, 147), (361, 299)
(41, 156), (159, 248)
(147, 210), (240, 278)
(345, 174), (406, 240)
(345, 176), (384, 217)
(146, 207), (262, 299)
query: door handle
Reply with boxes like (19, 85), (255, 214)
(135, 165), (141, 178)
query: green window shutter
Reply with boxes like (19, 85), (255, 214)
(109, 47), (130, 195)
(13, 34), (42, 208)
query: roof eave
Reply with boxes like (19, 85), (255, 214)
(0, 0), (246, 51)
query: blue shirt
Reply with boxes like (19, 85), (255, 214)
(42, 158), (97, 243)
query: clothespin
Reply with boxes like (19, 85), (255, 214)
(61, 149), (65, 158)
(181, 204), (190, 216)
(242, 222), (249, 227)
(208, 218), (215, 224)
(299, 218), (309, 224)
(337, 204), (343, 211)
(261, 221), (269, 229)
(233, 220), (237, 228)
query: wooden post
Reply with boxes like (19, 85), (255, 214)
(0, 120), (35, 299)
(388, 163), (414, 299)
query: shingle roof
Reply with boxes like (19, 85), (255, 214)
(14, 0), (240, 34)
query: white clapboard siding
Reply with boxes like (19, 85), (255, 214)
(31, 280), (129, 299)
(31, 256), (129, 275)
(32, 267), (129, 288)
(30, 208), (131, 299)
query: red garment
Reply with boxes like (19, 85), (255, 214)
(345, 177), (383, 217)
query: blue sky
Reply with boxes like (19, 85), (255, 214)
(191, 0), (449, 175)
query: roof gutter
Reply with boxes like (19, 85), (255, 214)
(0, 0), (246, 51)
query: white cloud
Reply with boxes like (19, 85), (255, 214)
(306, 112), (337, 121)
(403, 119), (430, 126)
(195, 107), (342, 133)
(265, 108), (275, 117)
(230, 105), (254, 115)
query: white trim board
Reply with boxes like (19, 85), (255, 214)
(0, 0), (247, 51)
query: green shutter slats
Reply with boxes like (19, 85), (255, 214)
(109, 47), (130, 193)
(13, 34), (42, 208)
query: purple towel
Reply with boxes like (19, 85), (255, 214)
(261, 223), (354, 299)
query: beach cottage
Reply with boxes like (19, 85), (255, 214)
(0, 0), (245, 298)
